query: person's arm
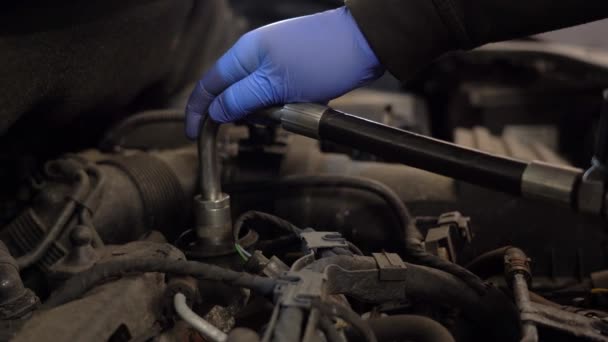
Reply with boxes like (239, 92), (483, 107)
(185, 2), (608, 134)
(346, 0), (608, 79)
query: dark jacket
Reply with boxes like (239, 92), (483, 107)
(345, 0), (608, 80)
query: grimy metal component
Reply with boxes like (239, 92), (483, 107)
(174, 293), (228, 342)
(198, 115), (223, 201)
(523, 302), (608, 341)
(504, 247), (538, 342)
(521, 161), (582, 206)
(194, 115), (233, 253)
(513, 274), (539, 342)
(193, 194), (232, 245)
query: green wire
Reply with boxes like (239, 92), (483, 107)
(235, 244), (249, 261)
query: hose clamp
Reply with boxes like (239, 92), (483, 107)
(372, 252), (407, 281)
(521, 161), (582, 206)
(193, 193), (232, 245)
(279, 103), (328, 139)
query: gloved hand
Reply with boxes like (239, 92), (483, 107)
(185, 6), (384, 138)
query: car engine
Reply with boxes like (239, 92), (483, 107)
(2, 2), (608, 342)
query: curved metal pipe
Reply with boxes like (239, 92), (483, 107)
(198, 115), (222, 201)
(174, 292), (227, 342)
(192, 115), (234, 255)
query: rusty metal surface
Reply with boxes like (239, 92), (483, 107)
(12, 241), (184, 342)
(14, 273), (166, 342)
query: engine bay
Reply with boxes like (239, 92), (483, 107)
(3, 8), (608, 341)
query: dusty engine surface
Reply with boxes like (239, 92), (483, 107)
(3, 4), (608, 341)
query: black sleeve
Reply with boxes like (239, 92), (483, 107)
(345, 0), (608, 80)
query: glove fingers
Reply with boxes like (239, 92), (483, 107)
(209, 71), (276, 123)
(185, 42), (257, 138)
(185, 79), (215, 139)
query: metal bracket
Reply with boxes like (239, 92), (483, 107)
(372, 252), (407, 281)
(300, 231), (348, 253)
(275, 270), (326, 308)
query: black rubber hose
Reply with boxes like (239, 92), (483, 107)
(233, 211), (302, 242)
(236, 210), (362, 257)
(465, 246), (512, 278)
(319, 108), (528, 195)
(366, 315), (455, 342)
(271, 307), (304, 342)
(99, 109), (184, 151)
(231, 175), (486, 294)
(44, 257), (277, 308)
(308, 256), (519, 342)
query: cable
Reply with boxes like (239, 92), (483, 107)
(282, 175), (487, 294)
(235, 244), (251, 261)
(228, 175), (486, 294)
(44, 257), (277, 308)
(234, 211), (302, 241)
(233, 211), (302, 261)
(99, 109), (184, 151)
(174, 293), (227, 342)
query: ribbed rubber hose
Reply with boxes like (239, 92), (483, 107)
(99, 154), (186, 231)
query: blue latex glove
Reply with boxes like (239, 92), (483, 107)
(185, 6), (384, 138)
